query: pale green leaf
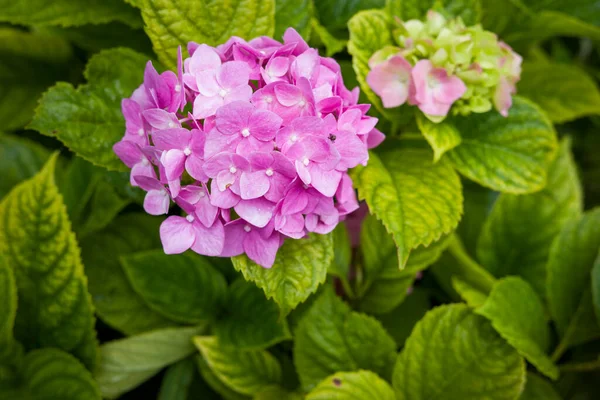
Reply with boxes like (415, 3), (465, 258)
(142, 0), (275, 70)
(194, 336), (281, 396)
(214, 279), (291, 350)
(518, 62), (600, 124)
(417, 113), (462, 162)
(388, 0), (482, 24)
(15, 349), (101, 400)
(0, 154), (97, 370)
(30, 48), (148, 171)
(592, 250), (600, 325)
(375, 288), (431, 347)
(96, 326), (202, 399)
(519, 373), (562, 400)
(314, 0), (385, 38)
(477, 138), (582, 297)
(547, 208), (600, 352)
(476, 277), (558, 380)
(0, 0), (141, 27)
(81, 213), (175, 335)
(393, 304), (526, 400)
(306, 370), (395, 400)
(294, 288), (397, 391)
(0, 133), (49, 200)
(195, 355), (250, 400)
(311, 19), (347, 57)
(352, 141), (463, 266)
(452, 277), (489, 308)
(231, 233), (333, 316)
(448, 97), (557, 194)
(0, 254), (20, 364)
(0, 28), (73, 131)
(274, 0), (312, 40)
(121, 251), (227, 325)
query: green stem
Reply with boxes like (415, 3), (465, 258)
(446, 235), (496, 294)
(559, 358), (600, 373)
(551, 340), (568, 362)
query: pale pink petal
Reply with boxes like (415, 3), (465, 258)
(217, 61), (250, 89)
(244, 230), (281, 268)
(248, 109), (282, 141)
(160, 216), (195, 254)
(196, 70), (220, 97)
(191, 219), (225, 256)
(189, 44), (222, 73)
(152, 128), (191, 151)
(144, 189), (170, 215)
(234, 198), (275, 228)
(193, 94), (223, 119)
(494, 77), (513, 117)
(215, 101), (253, 135)
(239, 171), (271, 200)
(160, 149), (186, 181)
(219, 221), (246, 256)
(210, 180), (240, 208)
(308, 164), (343, 197)
(143, 109), (180, 130)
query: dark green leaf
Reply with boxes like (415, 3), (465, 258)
(274, 0), (312, 40)
(519, 373), (562, 400)
(375, 288), (430, 347)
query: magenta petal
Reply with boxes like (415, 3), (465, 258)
(234, 198), (275, 228)
(215, 101), (253, 135)
(334, 131), (369, 169)
(152, 128), (191, 151)
(295, 160), (311, 185)
(131, 160), (155, 186)
(185, 156), (208, 182)
(244, 230), (281, 268)
(366, 128), (385, 149)
(204, 130), (238, 158)
(142, 109), (180, 130)
(195, 193), (219, 227)
(274, 83), (302, 106)
(144, 189), (170, 215)
(160, 149), (186, 181)
(219, 221), (246, 257)
(239, 171), (270, 199)
(308, 164), (342, 197)
(189, 44), (222, 73)
(210, 180), (240, 208)
(217, 61), (250, 89)
(160, 216), (195, 254)
(114, 140), (142, 168)
(281, 184), (309, 215)
(191, 219), (225, 256)
(193, 94), (223, 119)
(248, 109), (282, 141)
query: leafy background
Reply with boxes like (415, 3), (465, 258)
(1, 0), (600, 399)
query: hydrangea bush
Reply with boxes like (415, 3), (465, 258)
(1, 0), (600, 399)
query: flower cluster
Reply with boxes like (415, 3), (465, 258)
(367, 10), (522, 122)
(113, 29), (383, 268)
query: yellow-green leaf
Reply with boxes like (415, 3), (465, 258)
(307, 370), (395, 400)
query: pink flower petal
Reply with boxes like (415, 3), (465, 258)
(160, 216), (195, 254)
(144, 189), (170, 215)
(239, 170), (271, 199)
(191, 219), (225, 256)
(234, 198), (275, 228)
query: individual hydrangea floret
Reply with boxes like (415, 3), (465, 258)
(366, 10), (522, 122)
(113, 29), (383, 268)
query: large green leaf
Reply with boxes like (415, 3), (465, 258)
(456, 181), (496, 257)
(0, 154), (97, 370)
(7, 349), (101, 400)
(310, 18), (348, 57)
(476, 277), (558, 379)
(314, 0), (385, 37)
(194, 336), (281, 396)
(30, 48), (148, 171)
(81, 213), (174, 336)
(358, 214), (450, 314)
(195, 355), (250, 400)
(392, 304), (526, 400)
(142, 0), (275, 70)
(214, 279), (290, 350)
(0, 133), (50, 200)
(158, 358), (195, 400)
(388, 0), (482, 25)
(547, 208), (600, 355)
(375, 288), (430, 347)
(477, 138), (582, 297)
(0, 28), (73, 131)
(95, 326), (202, 399)
(519, 373), (561, 400)
(121, 251), (227, 325)
(417, 113), (462, 162)
(274, 0), (312, 40)
(518, 62), (600, 124)
(0, 254), (20, 364)
(231, 233), (333, 316)
(592, 250), (600, 325)
(447, 97), (557, 194)
(352, 141), (463, 266)
(0, 0), (141, 27)
(293, 288), (397, 392)
(306, 370), (395, 400)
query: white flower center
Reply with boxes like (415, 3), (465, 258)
(199, 191), (206, 198)
(290, 134), (298, 142)
(141, 158), (149, 166)
(265, 168), (274, 177)
(244, 224), (252, 232)
(260, 50), (266, 55)
(219, 89), (228, 97)
(137, 128), (144, 136)
(241, 128), (251, 137)
(175, 84), (182, 92)
(183, 147), (191, 156)
(168, 121), (176, 128)
(186, 215), (195, 222)
(302, 157), (310, 166)
(229, 166), (237, 174)
(303, 184), (309, 189)
(265, 96), (273, 103)
(298, 100), (306, 107)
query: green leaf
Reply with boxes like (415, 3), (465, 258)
(95, 326), (202, 399)
(447, 97), (557, 194)
(477, 138), (582, 297)
(0, 28), (73, 131)
(519, 373), (561, 400)
(310, 18), (348, 57)
(358, 214), (449, 314)
(0, 154), (97, 370)
(195, 355), (250, 400)
(518, 62), (600, 124)
(547, 208), (600, 354)
(352, 141), (463, 266)
(476, 277), (558, 380)
(393, 304), (526, 400)
(81, 213), (175, 336)
(375, 288), (430, 347)
(274, 0), (312, 40)
(0, 133), (50, 200)
(14, 348), (101, 400)
(387, 0), (482, 25)
(348, 10), (409, 121)
(329, 224), (351, 285)
(254, 385), (303, 400)
(456, 181), (496, 257)
(158, 358), (196, 400)
(294, 288), (397, 391)
(121, 251), (227, 325)
(0, 254), (20, 364)
(417, 113), (462, 162)
(231, 232), (333, 316)
(306, 370), (395, 400)
(314, 0), (385, 38)
(194, 336), (282, 396)
(592, 250), (600, 325)
(30, 48), (148, 171)
(0, 0), (141, 27)
(142, 0), (275, 70)
(214, 279), (291, 350)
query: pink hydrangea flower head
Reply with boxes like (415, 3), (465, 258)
(411, 59), (466, 119)
(115, 32), (384, 268)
